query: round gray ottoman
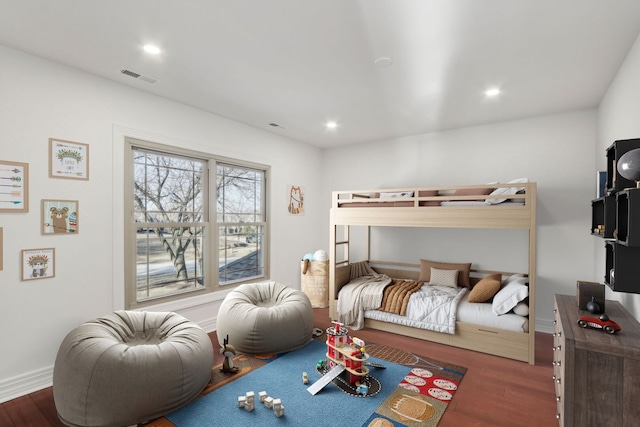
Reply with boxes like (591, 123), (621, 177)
(217, 281), (314, 355)
(53, 311), (213, 427)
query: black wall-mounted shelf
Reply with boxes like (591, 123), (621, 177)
(606, 138), (640, 193)
(616, 189), (640, 246)
(591, 195), (615, 238)
(594, 138), (640, 294)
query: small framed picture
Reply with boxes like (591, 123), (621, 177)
(49, 138), (89, 180)
(21, 247), (55, 281)
(42, 199), (79, 234)
(0, 160), (29, 213)
(287, 184), (305, 215)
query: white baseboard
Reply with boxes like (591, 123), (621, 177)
(536, 317), (555, 334)
(199, 316), (217, 334)
(0, 365), (53, 404)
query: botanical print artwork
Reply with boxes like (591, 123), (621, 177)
(0, 160), (28, 212)
(288, 185), (305, 215)
(21, 248), (55, 280)
(42, 199), (79, 234)
(49, 138), (89, 180)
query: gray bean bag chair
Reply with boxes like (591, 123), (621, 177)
(53, 311), (213, 427)
(216, 281), (314, 354)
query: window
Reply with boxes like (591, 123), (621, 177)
(217, 164), (266, 283)
(125, 138), (269, 308)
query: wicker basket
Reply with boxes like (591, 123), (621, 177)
(301, 260), (329, 308)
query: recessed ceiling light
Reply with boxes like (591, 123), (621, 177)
(485, 88), (501, 97)
(374, 57), (393, 68)
(325, 121), (338, 129)
(143, 44), (161, 55)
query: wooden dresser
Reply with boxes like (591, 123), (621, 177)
(553, 294), (640, 426)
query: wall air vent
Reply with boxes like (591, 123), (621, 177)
(120, 69), (158, 84)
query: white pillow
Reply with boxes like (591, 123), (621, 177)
(380, 191), (414, 198)
(513, 302), (529, 316)
(492, 281), (529, 315)
(429, 267), (458, 288)
(486, 178), (529, 205)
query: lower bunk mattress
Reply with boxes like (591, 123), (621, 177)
(363, 290), (529, 333)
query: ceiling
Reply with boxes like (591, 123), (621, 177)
(2, 1), (640, 148)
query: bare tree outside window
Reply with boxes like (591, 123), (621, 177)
(133, 149), (206, 301)
(217, 164), (265, 283)
(130, 145), (268, 305)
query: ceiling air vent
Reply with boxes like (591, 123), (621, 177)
(120, 69), (158, 84)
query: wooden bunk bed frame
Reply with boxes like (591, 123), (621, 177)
(329, 182), (537, 364)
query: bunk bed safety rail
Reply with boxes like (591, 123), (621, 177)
(333, 182), (533, 208)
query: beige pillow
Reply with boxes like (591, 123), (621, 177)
(467, 273), (502, 303)
(418, 259), (472, 287)
(429, 267), (459, 288)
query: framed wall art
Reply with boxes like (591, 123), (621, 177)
(42, 199), (79, 234)
(21, 247), (55, 281)
(0, 160), (29, 213)
(287, 184), (305, 215)
(49, 138), (89, 180)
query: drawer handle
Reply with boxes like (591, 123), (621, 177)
(552, 375), (556, 380)
(556, 413), (561, 420)
(556, 396), (561, 403)
(553, 320), (557, 325)
(556, 378), (561, 384)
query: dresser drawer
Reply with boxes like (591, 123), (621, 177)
(554, 294), (640, 427)
(552, 304), (565, 425)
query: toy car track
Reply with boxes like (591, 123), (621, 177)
(316, 360), (381, 398)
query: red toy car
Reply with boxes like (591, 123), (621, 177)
(577, 314), (621, 334)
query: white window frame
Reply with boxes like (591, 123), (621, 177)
(124, 137), (270, 309)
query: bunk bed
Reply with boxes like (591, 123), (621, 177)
(329, 181), (537, 364)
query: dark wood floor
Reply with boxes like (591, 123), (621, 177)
(0, 308), (556, 427)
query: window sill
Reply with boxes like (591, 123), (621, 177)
(132, 288), (234, 313)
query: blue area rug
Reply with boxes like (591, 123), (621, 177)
(166, 339), (411, 427)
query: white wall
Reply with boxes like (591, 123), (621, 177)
(598, 31), (640, 318)
(0, 45), (325, 402)
(0, 34), (619, 402)
(321, 110), (598, 333)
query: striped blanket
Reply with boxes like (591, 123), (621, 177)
(378, 279), (424, 316)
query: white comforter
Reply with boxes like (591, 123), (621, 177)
(402, 285), (468, 334)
